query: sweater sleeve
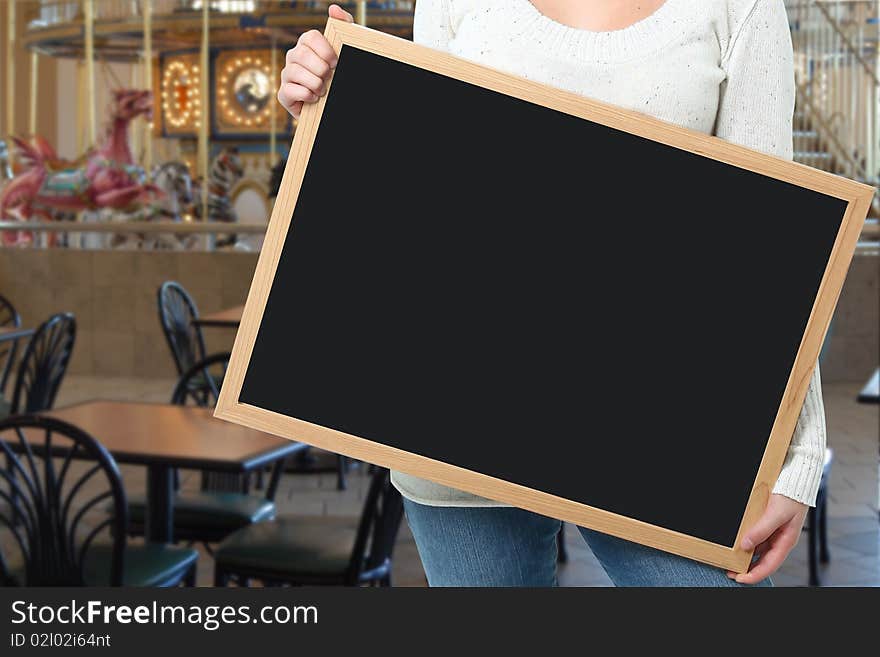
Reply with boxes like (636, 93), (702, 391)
(413, 0), (456, 50)
(715, 0), (826, 507)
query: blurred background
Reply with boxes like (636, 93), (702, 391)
(0, 0), (876, 587)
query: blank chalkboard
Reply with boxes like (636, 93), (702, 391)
(216, 20), (872, 572)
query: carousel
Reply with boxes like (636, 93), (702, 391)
(0, 0), (415, 249)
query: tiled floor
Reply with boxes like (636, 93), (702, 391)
(6, 376), (879, 586)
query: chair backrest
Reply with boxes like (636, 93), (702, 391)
(0, 294), (21, 394)
(347, 468), (404, 584)
(171, 353), (261, 496)
(170, 351), (229, 409)
(157, 282), (206, 376)
(0, 415), (127, 586)
(10, 313), (76, 416)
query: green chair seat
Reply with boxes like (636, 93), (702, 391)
(9, 544), (197, 587)
(127, 491), (276, 532)
(215, 516), (357, 576)
(83, 544), (198, 587)
(187, 371), (224, 393)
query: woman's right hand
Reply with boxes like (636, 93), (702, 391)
(278, 4), (353, 119)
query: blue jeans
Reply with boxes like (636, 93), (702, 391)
(404, 499), (771, 587)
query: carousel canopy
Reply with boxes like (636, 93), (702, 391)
(23, 1), (415, 62)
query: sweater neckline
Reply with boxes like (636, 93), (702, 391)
(514, 0), (691, 64)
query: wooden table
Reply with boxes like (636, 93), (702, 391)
(41, 400), (306, 543)
(857, 368), (879, 404)
(0, 326), (34, 343)
(194, 305), (244, 328)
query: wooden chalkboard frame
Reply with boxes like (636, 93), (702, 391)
(215, 19), (873, 573)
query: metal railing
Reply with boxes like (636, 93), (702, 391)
(0, 220), (267, 252)
(0, 219), (876, 253)
(0, 220), (266, 234)
(785, 1), (880, 188)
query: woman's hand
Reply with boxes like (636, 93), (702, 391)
(728, 494), (808, 584)
(278, 4), (353, 119)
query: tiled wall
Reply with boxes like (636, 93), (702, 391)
(0, 249), (259, 379)
(0, 249), (877, 382)
(820, 253), (879, 383)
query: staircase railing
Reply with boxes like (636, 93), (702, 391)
(785, 1), (879, 183)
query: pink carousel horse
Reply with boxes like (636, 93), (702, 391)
(0, 89), (161, 246)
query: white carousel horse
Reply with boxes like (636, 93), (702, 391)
(152, 161), (194, 223)
(107, 161), (196, 250)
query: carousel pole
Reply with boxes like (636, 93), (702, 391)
(5, 0), (15, 139)
(269, 35), (277, 164)
(76, 62), (86, 154)
(29, 52), (38, 138)
(143, 0), (153, 178)
(84, 0), (97, 147)
(199, 0), (210, 223)
(130, 61), (141, 163)
(356, 0), (367, 26)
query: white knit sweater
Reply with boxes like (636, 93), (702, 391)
(390, 0), (827, 507)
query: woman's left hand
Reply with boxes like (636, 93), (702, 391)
(727, 494), (808, 584)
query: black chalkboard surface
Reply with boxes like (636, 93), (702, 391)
(218, 20), (872, 571)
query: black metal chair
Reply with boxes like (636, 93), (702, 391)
(8, 313), (76, 416)
(0, 415), (197, 586)
(157, 282), (206, 377)
(286, 448), (351, 491)
(157, 282), (350, 489)
(0, 295), (22, 418)
(124, 353), (280, 544)
(806, 447), (833, 586)
(214, 468), (404, 587)
(2, 313), (76, 514)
